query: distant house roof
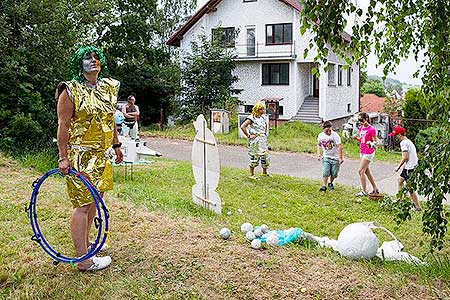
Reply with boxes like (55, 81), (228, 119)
(166, 0), (351, 46)
(360, 93), (386, 113)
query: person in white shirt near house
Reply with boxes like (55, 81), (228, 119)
(389, 125), (422, 211)
(317, 121), (344, 192)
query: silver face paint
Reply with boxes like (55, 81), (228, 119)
(82, 52), (101, 73)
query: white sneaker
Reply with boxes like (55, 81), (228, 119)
(355, 191), (369, 197)
(86, 256), (112, 271)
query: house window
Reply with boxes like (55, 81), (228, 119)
(279, 106), (284, 115)
(347, 103), (351, 113)
(262, 63), (289, 85)
(212, 27), (236, 48)
(265, 23), (292, 45)
(338, 65), (343, 86)
(347, 68), (352, 86)
(328, 63), (336, 86)
(243, 0), (257, 2)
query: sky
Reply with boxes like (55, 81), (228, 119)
(196, 0), (423, 85)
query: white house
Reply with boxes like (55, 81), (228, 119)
(167, 0), (360, 123)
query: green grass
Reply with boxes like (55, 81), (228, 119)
(112, 159), (450, 279)
(1, 155), (449, 300)
(4, 148), (58, 173)
(113, 159), (438, 254)
(141, 121), (401, 162)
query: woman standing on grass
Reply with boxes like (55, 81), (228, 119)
(240, 102), (270, 179)
(354, 112), (380, 197)
(57, 45), (123, 271)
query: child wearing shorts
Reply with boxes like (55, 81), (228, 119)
(317, 121), (344, 191)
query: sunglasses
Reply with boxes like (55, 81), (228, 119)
(358, 118), (364, 122)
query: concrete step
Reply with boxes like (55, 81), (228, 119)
(292, 96), (321, 123)
(297, 108), (319, 112)
(304, 96), (319, 101)
(297, 113), (319, 116)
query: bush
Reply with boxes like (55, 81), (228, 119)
(361, 79), (386, 97)
(415, 127), (439, 151)
(402, 88), (430, 143)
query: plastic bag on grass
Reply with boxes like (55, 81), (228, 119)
(259, 228), (303, 246)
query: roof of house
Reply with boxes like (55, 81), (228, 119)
(166, 0), (350, 46)
(360, 93), (386, 113)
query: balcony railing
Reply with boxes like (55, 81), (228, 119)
(227, 41), (296, 60)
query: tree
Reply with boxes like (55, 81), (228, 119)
(360, 69), (368, 88)
(0, 0), (111, 151)
(98, 0), (180, 126)
(299, 0), (450, 250)
(361, 79), (386, 97)
(0, 0), (187, 148)
(157, 0), (197, 49)
(383, 97), (402, 117)
(180, 34), (242, 120)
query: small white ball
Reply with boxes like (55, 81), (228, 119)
(251, 239), (262, 249)
(245, 231), (256, 241)
(254, 228), (263, 237)
(237, 208), (243, 213)
(219, 228), (231, 240)
(266, 234), (279, 246)
(240, 222), (253, 233)
(226, 211), (232, 216)
(260, 224), (269, 234)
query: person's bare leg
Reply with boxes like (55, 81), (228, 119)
(358, 159), (370, 192)
(71, 203), (94, 270)
(250, 166), (255, 176)
(262, 167), (268, 175)
(397, 177), (405, 193)
(86, 192), (105, 247)
(322, 177), (328, 186)
(86, 203), (97, 246)
(364, 166), (378, 192)
(410, 192), (421, 210)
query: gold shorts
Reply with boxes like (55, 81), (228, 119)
(66, 148), (113, 208)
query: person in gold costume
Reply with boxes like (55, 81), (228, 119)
(56, 45), (123, 271)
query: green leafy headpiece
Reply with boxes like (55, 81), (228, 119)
(68, 45), (108, 83)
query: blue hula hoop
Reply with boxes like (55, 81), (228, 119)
(28, 168), (109, 264)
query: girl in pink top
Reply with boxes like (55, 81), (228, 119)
(353, 112), (380, 197)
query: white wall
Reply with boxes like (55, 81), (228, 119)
(323, 62), (360, 120)
(233, 60), (297, 119)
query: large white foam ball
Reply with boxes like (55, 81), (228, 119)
(251, 239), (262, 249)
(241, 222), (253, 234)
(266, 234), (279, 246)
(245, 231), (256, 241)
(337, 223), (379, 259)
(260, 224), (269, 234)
(219, 228), (231, 240)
